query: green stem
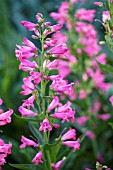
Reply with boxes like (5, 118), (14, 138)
(41, 32), (52, 170)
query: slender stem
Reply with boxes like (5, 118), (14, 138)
(41, 31), (52, 170)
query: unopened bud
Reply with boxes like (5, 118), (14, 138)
(99, 41), (105, 45)
(93, 2), (103, 6)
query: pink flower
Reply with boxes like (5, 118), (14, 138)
(36, 13), (43, 23)
(22, 37), (36, 50)
(96, 53), (107, 65)
(61, 128), (76, 141)
(0, 99), (3, 106)
(79, 89), (87, 100)
(109, 95), (113, 106)
(30, 71), (42, 84)
(75, 8), (95, 22)
(32, 151), (43, 165)
(51, 157), (66, 170)
(22, 94), (36, 110)
(0, 139), (12, 167)
(86, 130), (95, 140)
(21, 21), (38, 31)
(39, 118), (52, 132)
(97, 114), (110, 121)
(20, 136), (38, 148)
(47, 44), (68, 57)
(0, 109), (13, 126)
(52, 102), (75, 123)
(102, 11), (110, 23)
(93, 2), (102, 6)
(19, 59), (38, 72)
(18, 106), (36, 117)
(20, 76), (36, 96)
(62, 138), (80, 152)
(48, 96), (59, 112)
(76, 116), (89, 125)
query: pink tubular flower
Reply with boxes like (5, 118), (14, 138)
(0, 99), (3, 105)
(20, 136), (38, 148)
(75, 9), (95, 22)
(18, 106), (36, 117)
(102, 11), (110, 23)
(62, 138), (80, 152)
(47, 44), (68, 57)
(0, 109), (13, 126)
(48, 96), (59, 112)
(32, 151), (43, 165)
(21, 21), (38, 31)
(39, 118), (52, 132)
(51, 157), (66, 170)
(22, 94), (36, 110)
(97, 114), (110, 121)
(22, 37), (37, 50)
(30, 71), (42, 84)
(76, 116), (89, 126)
(0, 139), (12, 167)
(86, 130), (95, 140)
(20, 76), (36, 96)
(79, 89), (87, 100)
(109, 95), (113, 106)
(93, 2), (102, 6)
(61, 128), (76, 141)
(19, 59), (38, 72)
(52, 102), (75, 123)
(96, 53), (107, 65)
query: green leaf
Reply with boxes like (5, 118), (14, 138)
(97, 61), (113, 74)
(14, 114), (41, 122)
(9, 164), (37, 170)
(44, 138), (62, 163)
(29, 122), (44, 145)
(109, 122), (113, 129)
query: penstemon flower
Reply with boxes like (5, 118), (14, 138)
(13, 12), (80, 170)
(0, 98), (13, 169)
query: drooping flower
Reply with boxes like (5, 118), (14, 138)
(18, 106), (36, 117)
(52, 102), (75, 123)
(39, 118), (52, 132)
(32, 151), (43, 165)
(20, 136), (38, 148)
(51, 157), (66, 170)
(0, 109), (13, 126)
(48, 96), (59, 112)
(61, 128), (76, 141)
(0, 139), (12, 167)
(62, 138), (80, 152)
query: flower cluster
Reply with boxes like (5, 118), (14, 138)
(0, 98), (13, 169)
(15, 12), (80, 169)
(50, 0), (112, 164)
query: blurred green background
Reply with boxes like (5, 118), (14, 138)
(0, 0), (113, 170)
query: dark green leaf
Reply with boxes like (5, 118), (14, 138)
(97, 61), (113, 74)
(29, 122), (44, 145)
(9, 164), (37, 170)
(14, 114), (41, 122)
(109, 122), (113, 129)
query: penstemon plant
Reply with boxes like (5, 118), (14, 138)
(8, 13), (81, 170)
